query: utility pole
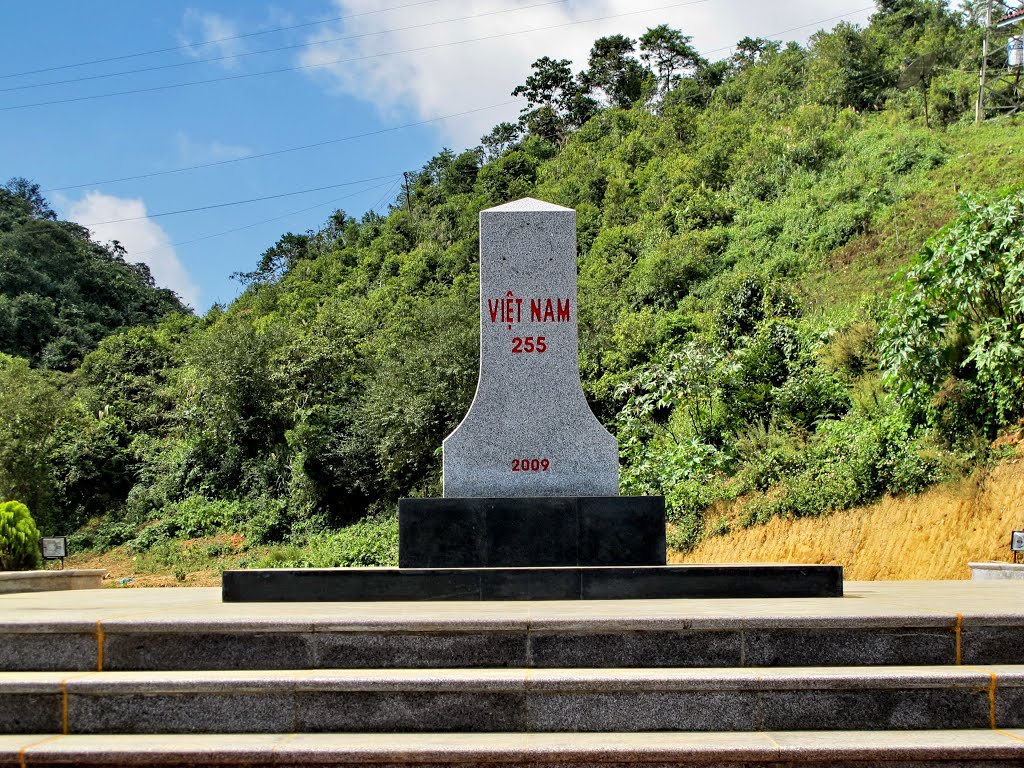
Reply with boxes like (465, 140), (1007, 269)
(977, 0), (993, 123)
(976, 1), (1024, 121)
(402, 172), (413, 214)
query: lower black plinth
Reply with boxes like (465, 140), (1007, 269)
(222, 564), (843, 602)
(399, 496), (666, 568)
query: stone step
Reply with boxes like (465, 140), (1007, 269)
(2, 666), (1022, 735)
(4, 615), (1019, 672)
(3, 730), (1024, 767)
(5, 622), (988, 672)
(4, 583), (1024, 672)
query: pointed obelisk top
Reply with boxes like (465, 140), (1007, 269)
(483, 197), (573, 213)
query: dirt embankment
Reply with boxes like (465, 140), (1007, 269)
(673, 457), (1024, 580)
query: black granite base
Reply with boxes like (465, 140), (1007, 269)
(222, 564), (843, 601)
(398, 496), (666, 568)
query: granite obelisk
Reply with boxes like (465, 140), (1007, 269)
(442, 198), (619, 498)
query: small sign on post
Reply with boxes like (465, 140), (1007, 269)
(41, 536), (68, 569)
(1012, 530), (1024, 564)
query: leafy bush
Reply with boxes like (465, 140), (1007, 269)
(735, 421), (805, 493)
(881, 189), (1024, 436)
(742, 409), (939, 524)
(0, 500), (41, 570)
(244, 512), (399, 568)
(621, 434), (733, 553)
(773, 367), (851, 429)
(928, 377), (989, 449)
(127, 495), (291, 552)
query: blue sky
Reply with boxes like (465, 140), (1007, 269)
(0, 1), (874, 313)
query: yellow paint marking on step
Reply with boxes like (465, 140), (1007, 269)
(272, 733), (300, 763)
(56, 672), (97, 737)
(987, 672), (998, 729)
(966, 666), (999, 729)
(60, 679), (68, 734)
(95, 620), (104, 671)
(955, 613), (963, 665)
(18, 735), (64, 768)
(997, 729), (1024, 744)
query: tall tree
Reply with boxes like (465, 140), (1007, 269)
(585, 35), (649, 108)
(804, 22), (890, 110)
(730, 37), (782, 70)
(3, 178), (56, 221)
(0, 182), (186, 369)
(639, 25), (704, 96)
(479, 122), (521, 161)
(511, 57), (597, 143)
(232, 232), (312, 286)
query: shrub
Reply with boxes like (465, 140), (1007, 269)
(735, 421), (805, 492)
(0, 501), (41, 570)
(247, 512), (399, 568)
(774, 367), (851, 429)
(928, 377), (989, 449)
(821, 320), (878, 379)
(880, 189), (1024, 435)
(126, 495), (291, 552)
(744, 409), (939, 522)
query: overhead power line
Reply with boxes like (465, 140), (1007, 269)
(699, 6), (875, 57)
(125, 179), (398, 258)
(44, 100), (521, 192)
(41, 5), (876, 194)
(0, 2), (877, 114)
(60, 2), (881, 238)
(0, 0), (718, 112)
(1, 0), (573, 94)
(0, 0), (447, 80)
(116, 3), (887, 263)
(80, 173), (404, 226)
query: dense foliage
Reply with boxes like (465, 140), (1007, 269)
(2, 0), (1021, 565)
(881, 190), (1024, 441)
(0, 178), (186, 370)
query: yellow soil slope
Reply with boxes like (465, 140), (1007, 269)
(671, 459), (1024, 580)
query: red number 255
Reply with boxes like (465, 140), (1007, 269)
(511, 336), (547, 353)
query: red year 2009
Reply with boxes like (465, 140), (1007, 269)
(512, 458), (550, 472)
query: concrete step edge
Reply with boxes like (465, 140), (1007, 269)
(2, 614), (1012, 633)
(3, 730), (1024, 764)
(2, 665), (1023, 694)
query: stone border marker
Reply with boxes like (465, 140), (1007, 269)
(442, 198), (619, 498)
(220, 198), (843, 599)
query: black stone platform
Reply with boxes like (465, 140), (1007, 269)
(398, 496), (666, 568)
(222, 564), (843, 601)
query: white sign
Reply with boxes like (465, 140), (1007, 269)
(1012, 531), (1024, 552)
(41, 537), (67, 559)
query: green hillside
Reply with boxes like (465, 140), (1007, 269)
(3, 0), (1024, 576)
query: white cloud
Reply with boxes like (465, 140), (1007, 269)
(66, 192), (200, 310)
(296, 0), (874, 147)
(174, 131), (253, 165)
(178, 8), (247, 68)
